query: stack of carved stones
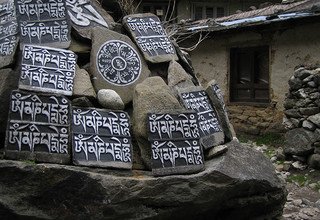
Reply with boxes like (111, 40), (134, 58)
(283, 66), (320, 169)
(0, 0), (235, 176)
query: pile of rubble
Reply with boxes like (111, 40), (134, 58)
(283, 66), (320, 169)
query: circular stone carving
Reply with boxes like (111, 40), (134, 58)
(97, 40), (141, 86)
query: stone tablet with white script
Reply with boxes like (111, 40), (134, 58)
(19, 45), (77, 96)
(178, 87), (225, 150)
(148, 111), (204, 176)
(0, 0), (18, 68)
(91, 27), (150, 105)
(72, 107), (132, 169)
(15, 0), (71, 49)
(5, 90), (71, 164)
(123, 13), (178, 63)
(66, 0), (114, 39)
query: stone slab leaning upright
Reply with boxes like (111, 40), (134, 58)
(15, 0), (71, 49)
(0, 0), (19, 68)
(19, 45), (77, 96)
(5, 90), (71, 164)
(178, 86), (225, 150)
(206, 80), (235, 142)
(66, 0), (114, 39)
(123, 13), (178, 63)
(72, 107), (132, 169)
(90, 27), (150, 105)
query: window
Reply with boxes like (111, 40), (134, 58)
(140, 1), (175, 21)
(230, 46), (269, 103)
(192, 3), (226, 20)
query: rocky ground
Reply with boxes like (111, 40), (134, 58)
(240, 136), (320, 220)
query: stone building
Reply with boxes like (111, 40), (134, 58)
(177, 0), (320, 135)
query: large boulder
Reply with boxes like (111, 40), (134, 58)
(132, 76), (183, 169)
(0, 141), (286, 220)
(90, 27), (151, 105)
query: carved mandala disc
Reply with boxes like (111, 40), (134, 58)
(97, 40), (142, 86)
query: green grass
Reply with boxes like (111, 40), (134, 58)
(238, 132), (285, 147)
(23, 160), (36, 165)
(287, 174), (310, 187)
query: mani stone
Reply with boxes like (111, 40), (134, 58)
(15, 0), (71, 49)
(122, 13), (178, 63)
(148, 111), (204, 176)
(132, 76), (183, 169)
(206, 80), (234, 142)
(66, 0), (114, 39)
(19, 45), (77, 96)
(97, 89), (124, 110)
(5, 90), (71, 164)
(178, 86), (225, 150)
(0, 0), (19, 69)
(90, 27), (151, 105)
(72, 107), (132, 169)
(0, 68), (19, 139)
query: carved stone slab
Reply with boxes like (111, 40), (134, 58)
(90, 28), (150, 105)
(5, 90), (71, 164)
(148, 112), (204, 176)
(15, 0), (71, 49)
(72, 107), (132, 169)
(66, 0), (114, 39)
(123, 13), (178, 63)
(206, 81), (234, 142)
(0, 0), (18, 68)
(178, 87), (225, 150)
(19, 45), (77, 96)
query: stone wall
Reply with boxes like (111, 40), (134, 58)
(283, 66), (320, 169)
(187, 21), (320, 135)
(228, 105), (284, 135)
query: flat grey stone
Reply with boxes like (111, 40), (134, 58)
(302, 120), (316, 131)
(308, 113), (320, 127)
(206, 144), (228, 159)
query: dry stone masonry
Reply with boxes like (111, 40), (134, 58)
(0, 2), (286, 219)
(283, 66), (320, 169)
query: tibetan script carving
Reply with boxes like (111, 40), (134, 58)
(123, 13), (177, 63)
(5, 90), (71, 163)
(148, 112), (204, 176)
(72, 107), (132, 169)
(19, 45), (77, 96)
(0, 0), (18, 56)
(66, 0), (108, 28)
(15, 0), (70, 48)
(180, 91), (222, 136)
(96, 40), (141, 86)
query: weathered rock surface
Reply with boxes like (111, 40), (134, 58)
(167, 60), (194, 97)
(97, 89), (124, 110)
(90, 28), (151, 105)
(132, 77), (182, 169)
(0, 141), (286, 220)
(73, 67), (96, 98)
(284, 128), (320, 156)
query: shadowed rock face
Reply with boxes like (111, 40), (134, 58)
(0, 141), (286, 220)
